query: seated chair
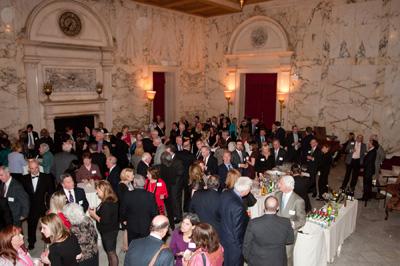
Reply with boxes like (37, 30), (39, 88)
(384, 177), (400, 220)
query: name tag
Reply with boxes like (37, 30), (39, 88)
(351, 142), (355, 145)
(289, 210), (296, 215)
(91, 170), (97, 174)
(79, 200), (83, 205)
(279, 157), (283, 161)
(8, 197), (14, 202)
(308, 150), (311, 154)
(260, 158), (265, 162)
(188, 242), (196, 249)
(157, 182), (162, 187)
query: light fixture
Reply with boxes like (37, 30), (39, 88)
(43, 82), (53, 101)
(145, 90), (156, 124)
(278, 97), (286, 126)
(224, 90), (233, 117)
(96, 82), (103, 98)
(240, 0), (245, 9)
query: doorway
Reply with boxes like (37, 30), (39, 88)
(152, 72), (165, 122)
(244, 73), (277, 128)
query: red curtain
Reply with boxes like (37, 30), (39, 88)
(245, 73), (277, 127)
(152, 72), (165, 121)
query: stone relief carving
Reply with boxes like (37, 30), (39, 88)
(45, 68), (96, 92)
(251, 26), (268, 48)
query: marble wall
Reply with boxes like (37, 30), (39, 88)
(206, 0), (400, 155)
(0, 0), (399, 155)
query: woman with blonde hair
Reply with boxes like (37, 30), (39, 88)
(189, 162), (206, 196)
(118, 168), (134, 251)
(88, 180), (119, 266)
(63, 203), (98, 266)
(224, 169), (241, 190)
(48, 191), (71, 229)
(40, 213), (82, 266)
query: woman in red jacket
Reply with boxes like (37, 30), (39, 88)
(145, 167), (168, 215)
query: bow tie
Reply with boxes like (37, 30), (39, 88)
(31, 175), (39, 179)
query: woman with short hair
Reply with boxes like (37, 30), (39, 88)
(63, 203), (98, 266)
(76, 152), (102, 183)
(88, 180), (119, 266)
(0, 226), (34, 266)
(40, 213), (82, 266)
(185, 223), (224, 266)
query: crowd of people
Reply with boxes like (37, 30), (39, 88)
(0, 114), (386, 266)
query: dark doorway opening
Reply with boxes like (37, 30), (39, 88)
(153, 72), (165, 121)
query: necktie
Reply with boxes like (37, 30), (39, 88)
(69, 190), (74, 203)
(261, 136), (265, 142)
(227, 164), (232, 170)
(275, 150), (278, 161)
(31, 175), (38, 179)
(28, 133), (34, 147)
(281, 194), (286, 210)
(0, 184), (6, 197)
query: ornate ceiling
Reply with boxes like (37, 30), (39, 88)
(131, 0), (270, 17)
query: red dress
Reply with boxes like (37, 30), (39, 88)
(145, 179), (168, 215)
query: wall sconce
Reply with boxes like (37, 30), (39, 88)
(278, 97), (286, 125)
(42, 82), (53, 101)
(224, 90), (233, 117)
(146, 90), (156, 124)
(96, 82), (103, 98)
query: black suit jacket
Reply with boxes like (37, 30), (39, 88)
(124, 235), (174, 266)
(162, 156), (184, 187)
(307, 147), (322, 174)
(175, 150), (195, 185)
(293, 175), (311, 212)
(364, 148), (377, 178)
(61, 187), (89, 212)
(91, 152), (107, 177)
(107, 165), (121, 194)
(24, 131), (39, 145)
(21, 173), (54, 217)
(190, 189), (221, 233)
(205, 155), (218, 175)
(271, 148), (287, 167)
(273, 127), (286, 146)
(217, 163), (237, 190)
(136, 161), (149, 177)
(120, 189), (158, 236)
(1, 178), (30, 226)
(0, 197), (13, 230)
(243, 214), (294, 266)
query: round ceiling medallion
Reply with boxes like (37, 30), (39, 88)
(59, 11), (82, 37)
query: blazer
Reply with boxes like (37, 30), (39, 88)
(124, 235), (174, 266)
(40, 151), (54, 174)
(190, 189), (221, 233)
(51, 151), (78, 183)
(0, 197), (13, 230)
(364, 148), (377, 178)
(175, 150), (196, 185)
(272, 127), (286, 146)
(1, 178), (29, 226)
(217, 163), (237, 191)
(254, 154), (275, 173)
(96, 201), (119, 234)
(61, 187), (89, 212)
(275, 191), (306, 231)
(271, 148), (287, 167)
(136, 160), (149, 177)
(90, 152), (107, 177)
(107, 165), (121, 194)
(205, 155), (218, 176)
(120, 189), (158, 237)
(293, 175), (311, 213)
(21, 172), (55, 217)
(243, 214), (294, 266)
(306, 147), (322, 174)
(344, 141), (367, 165)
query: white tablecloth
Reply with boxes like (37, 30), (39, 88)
(250, 195), (358, 266)
(77, 182), (101, 209)
(294, 200), (358, 265)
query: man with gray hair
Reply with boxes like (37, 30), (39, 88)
(153, 137), (166, 165)
(243, 196), (294, 266)
(219, 176), (252, 266)
(39, 143), (53, 174)
(124, 215), (174, 266)
(276, 175), (306, 266)
(106, 155), (121, 193)
(137, 152), (152, 177)
(120, 174), (158, 244)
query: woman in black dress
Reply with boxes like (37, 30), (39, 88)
(40, 213), (82, 266)
(255, 144), (275, 176)
(88, 180), (119, 266)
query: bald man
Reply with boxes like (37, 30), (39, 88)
(21, 160), (54, 249)
(243, 196), (294, 266)
(124, 215), (174, 266)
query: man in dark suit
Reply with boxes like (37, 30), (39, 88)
(291, 164), (312, 213)
(286, 125), (302, 163)
(175, 142), (195, 212)
(301, 127), (314, 163)
(341, 134), (367, 193)
(217, 150), (237, 191)
(243, 196), (294, 266)
(255, 128), (268, 148)
(219, 176), (252, 266)
(271, 121), (286, 146)
(60, 173), (89, 212)
(272, 139), (287, 167)
(0, 166), (29, 227)
(201, 146), (218, 175)
(21, 160), (55, 249)
(51, 141), (78, 184)
(136, 152), (152, 177)
(0, 197), (13, 230)
(359, 139), (378, 201)
(190, 175), (221, 233)
(124, 215), (174, 266)
(166, 149), (184, 224)
(120, 174), (158, 244)
(106, 156), (121, 193)
(306, 138), (322, 197)
(231, 140), (249, 175)
(25, 124), (39, 157)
